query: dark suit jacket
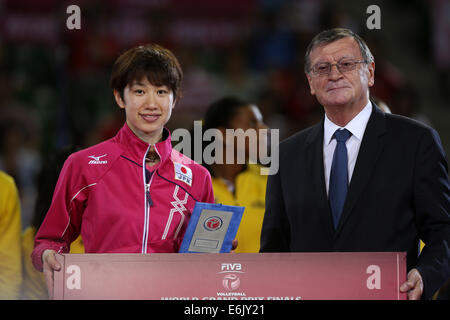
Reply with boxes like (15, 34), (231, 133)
(260, 104), (450, 299)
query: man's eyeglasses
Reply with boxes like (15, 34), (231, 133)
(309, 59), (367, 76)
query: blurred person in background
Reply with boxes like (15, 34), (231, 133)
(0, 106), (42, 231)
(31, 43), (214, 298)
(0, 170), (22, 299)
(430, 0), (450, 99)
(261, 28), (450, 300)
(201, 96), (268, 253)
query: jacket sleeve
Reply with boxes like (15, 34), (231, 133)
(413, 127), (450, 299)
(260, 164), (291, 252)
(31, 155), (86, 272)
(0, 174), (22, 299)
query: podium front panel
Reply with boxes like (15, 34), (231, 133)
(54, 252), (406, 300)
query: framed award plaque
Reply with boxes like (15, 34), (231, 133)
(179, 202), (244, 253)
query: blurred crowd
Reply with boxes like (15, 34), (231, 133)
(0, 0), (449, 299)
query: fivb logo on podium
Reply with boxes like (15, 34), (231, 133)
(219, 263), (244, 293)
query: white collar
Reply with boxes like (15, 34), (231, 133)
(324, 100), (372, 145)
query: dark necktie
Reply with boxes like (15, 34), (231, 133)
(329, 128), (352, 229)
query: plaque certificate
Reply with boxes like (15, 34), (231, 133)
(179, 202), (244, 253)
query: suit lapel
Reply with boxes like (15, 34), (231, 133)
(334, 104), (387, 236)
(305, 119), (335, 236)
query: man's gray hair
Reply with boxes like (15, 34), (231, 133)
(304, 28), (374, 73)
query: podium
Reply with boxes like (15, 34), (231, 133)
(54, 252), (406, 300)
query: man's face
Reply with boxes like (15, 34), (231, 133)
(114, 77), (175, 143)
(306, 37), (375, 110)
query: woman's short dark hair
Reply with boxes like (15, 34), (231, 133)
(195, 96), (249, 176)
(304, 28), (374, 73)
(203, 96), (249, 131)
(110, 43), (183, 101)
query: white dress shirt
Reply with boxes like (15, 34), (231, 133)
(323, 101), (372, 195)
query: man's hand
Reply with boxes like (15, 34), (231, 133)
(42, 249), (61, 299)
(400, 268), (423, 300)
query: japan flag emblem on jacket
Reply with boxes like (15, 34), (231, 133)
(174, 162), (193, 186)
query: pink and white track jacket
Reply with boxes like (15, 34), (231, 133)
(32, 124), (214, 271)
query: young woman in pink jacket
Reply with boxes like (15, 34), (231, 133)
(32, 44), (215, 297)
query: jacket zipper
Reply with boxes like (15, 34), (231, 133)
(141, 145), (151, 253)
(145, 183), (153, 206)
(141, 144), (160, 254)
(142, 175), (155, 253)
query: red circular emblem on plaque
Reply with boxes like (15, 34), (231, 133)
(181, 166), (187, 174)
(204, 216), (223, 231)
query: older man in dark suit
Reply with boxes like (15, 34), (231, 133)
(260, 28), (450, 300)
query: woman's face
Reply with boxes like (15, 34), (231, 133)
(229, 105), (266, 132)
(227, 104), (268, 163)
(114, 77), (175, 144)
